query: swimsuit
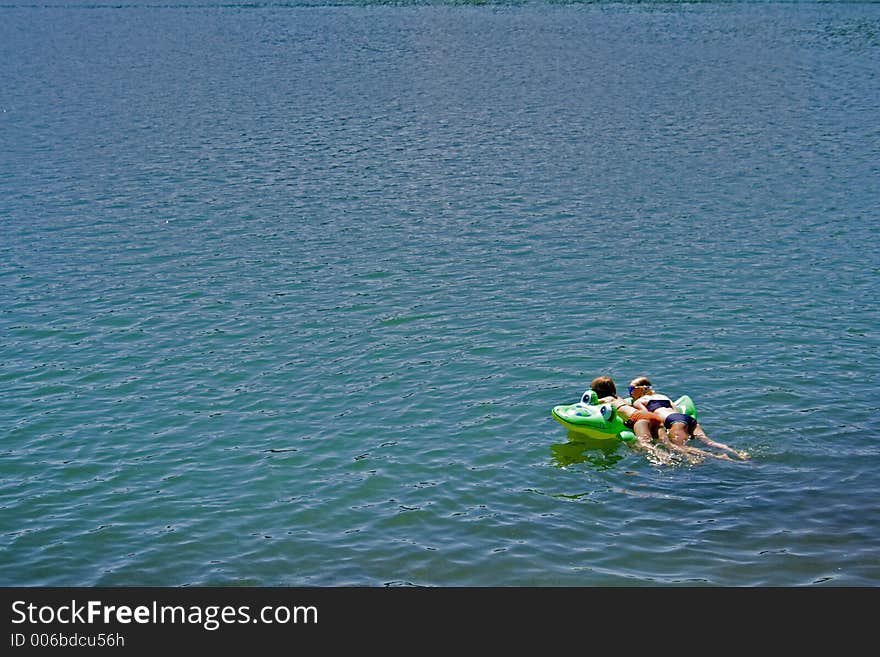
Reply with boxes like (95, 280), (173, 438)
(644, 398), (674, 412)
(623, 410), (663, 429)
(663, 412), (697, 433)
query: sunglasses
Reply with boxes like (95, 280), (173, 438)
(628, 385), (646, 395)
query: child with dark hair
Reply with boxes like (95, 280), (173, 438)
(587, 376), (670, 464)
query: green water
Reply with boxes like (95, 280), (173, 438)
(1, 1), (878, 586)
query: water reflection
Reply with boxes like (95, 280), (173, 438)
(550, 434), (625, 471)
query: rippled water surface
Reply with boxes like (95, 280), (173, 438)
(2, 1), (878, 586)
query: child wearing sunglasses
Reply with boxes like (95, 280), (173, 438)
(629, 376), (749, 461)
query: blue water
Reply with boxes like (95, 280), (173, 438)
(1, 1), (878, 587)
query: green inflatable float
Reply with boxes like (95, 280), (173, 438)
(551, 390), (698, 443)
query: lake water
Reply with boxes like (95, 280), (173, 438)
(1, 1), (878, 586)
